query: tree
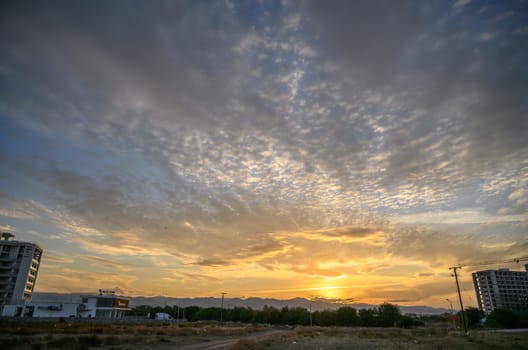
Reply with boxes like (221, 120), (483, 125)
(254, 305), (281, 324)
(227, 307), (254, 323)
(336, 306), (358, 326)
(193, 307), (221, 321)
(398, 316), (415, 328)
(313, 310), (337, 326)
(376, 303), (401, 327)
(463, 307), (484, 328)
(280, 307), (310, 325)
(486, 308), (521, 329)
(359, 308), (376, 326)
(128, 305), (153, 317)
(184, 306), (202, 321)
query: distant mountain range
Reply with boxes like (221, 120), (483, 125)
(32, 292), (449, 315)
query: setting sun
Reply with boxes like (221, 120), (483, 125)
(312, 286), (347, 301)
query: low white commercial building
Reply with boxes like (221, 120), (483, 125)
(1, 290), (130, 319)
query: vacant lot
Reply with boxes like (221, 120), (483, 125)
(1, 320), (527, 349)
(237, 327), (528, 350)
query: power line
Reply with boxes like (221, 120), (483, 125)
(448, 256), (528, 335)
(458, 256), (528, 269)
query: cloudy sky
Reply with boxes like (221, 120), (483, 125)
(1, 0), (527, 307)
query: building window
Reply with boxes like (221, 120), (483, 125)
(96, 298), (115, 307)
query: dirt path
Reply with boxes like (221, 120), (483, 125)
(169, 329), (286, 350)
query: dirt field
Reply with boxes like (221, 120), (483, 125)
(1, 320), (527, 349)
(234, 327), (528, 350)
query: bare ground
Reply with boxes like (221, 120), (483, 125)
(234, 327), (528, 350)
(1, 321), (527, 350)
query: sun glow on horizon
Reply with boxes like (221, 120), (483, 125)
(311, 286), (348, 300)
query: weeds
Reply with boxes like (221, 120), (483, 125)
(5, 321), (527, 350)
(78, 335), (102, 347)
(74, 345), (90, 350)
(1, 336), (32, 350)
(129, 335), (148, 343)
(104, 335), (120, 345)
(228, 338), (256, 350)
(46, 335), (77, 348)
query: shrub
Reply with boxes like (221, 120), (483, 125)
(457, 307), (484, 329)
(1, 337), (32, 350)
(104, 335), (120, 345)
(486, 308), (521, 329)
(398, 316), (425, 328)
(74, 345), (90, 350)
(398, 316), (415, 328)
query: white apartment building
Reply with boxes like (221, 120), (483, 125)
(473, 264), (528, 314)
(0, 232), (43, 312)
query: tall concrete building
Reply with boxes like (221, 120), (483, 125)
(473, 265), (528, 314)
(0, 233), (43, 312)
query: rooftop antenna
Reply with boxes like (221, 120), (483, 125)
(1, 232), (15, 240)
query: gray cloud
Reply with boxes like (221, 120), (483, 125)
(304, 0), (426, 85)
(418, 273), (434, 277)
(311, 227), (378, 238)
(172, 271), (220, 282)
(303, 0), (528, 189)
(80, 255), (137, 271)
(387, 226), (528, 266)
(3, 0), (526, 206)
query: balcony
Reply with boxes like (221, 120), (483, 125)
(0, 257), (16, 262)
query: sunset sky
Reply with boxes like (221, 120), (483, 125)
(1, 0), (527, 308)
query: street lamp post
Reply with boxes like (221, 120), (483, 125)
(446, 298), (454, 329)
(309, 302), (313, 327)
(220, 292), (226, 322)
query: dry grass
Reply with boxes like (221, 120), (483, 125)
(249, 326), (528, 350)
(227, 338), (257, 350)
(0, 320), (271, 349)
(1, 321), (527, 350)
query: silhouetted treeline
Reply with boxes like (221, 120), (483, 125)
(485, 308), (528, 329)
(453, 307), (528, 329)
(129, 302), (425, 328)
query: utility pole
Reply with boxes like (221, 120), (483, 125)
(449, 265), (468, 335)
(309, 302), (313, 327)
(220, 292), (226, 322)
